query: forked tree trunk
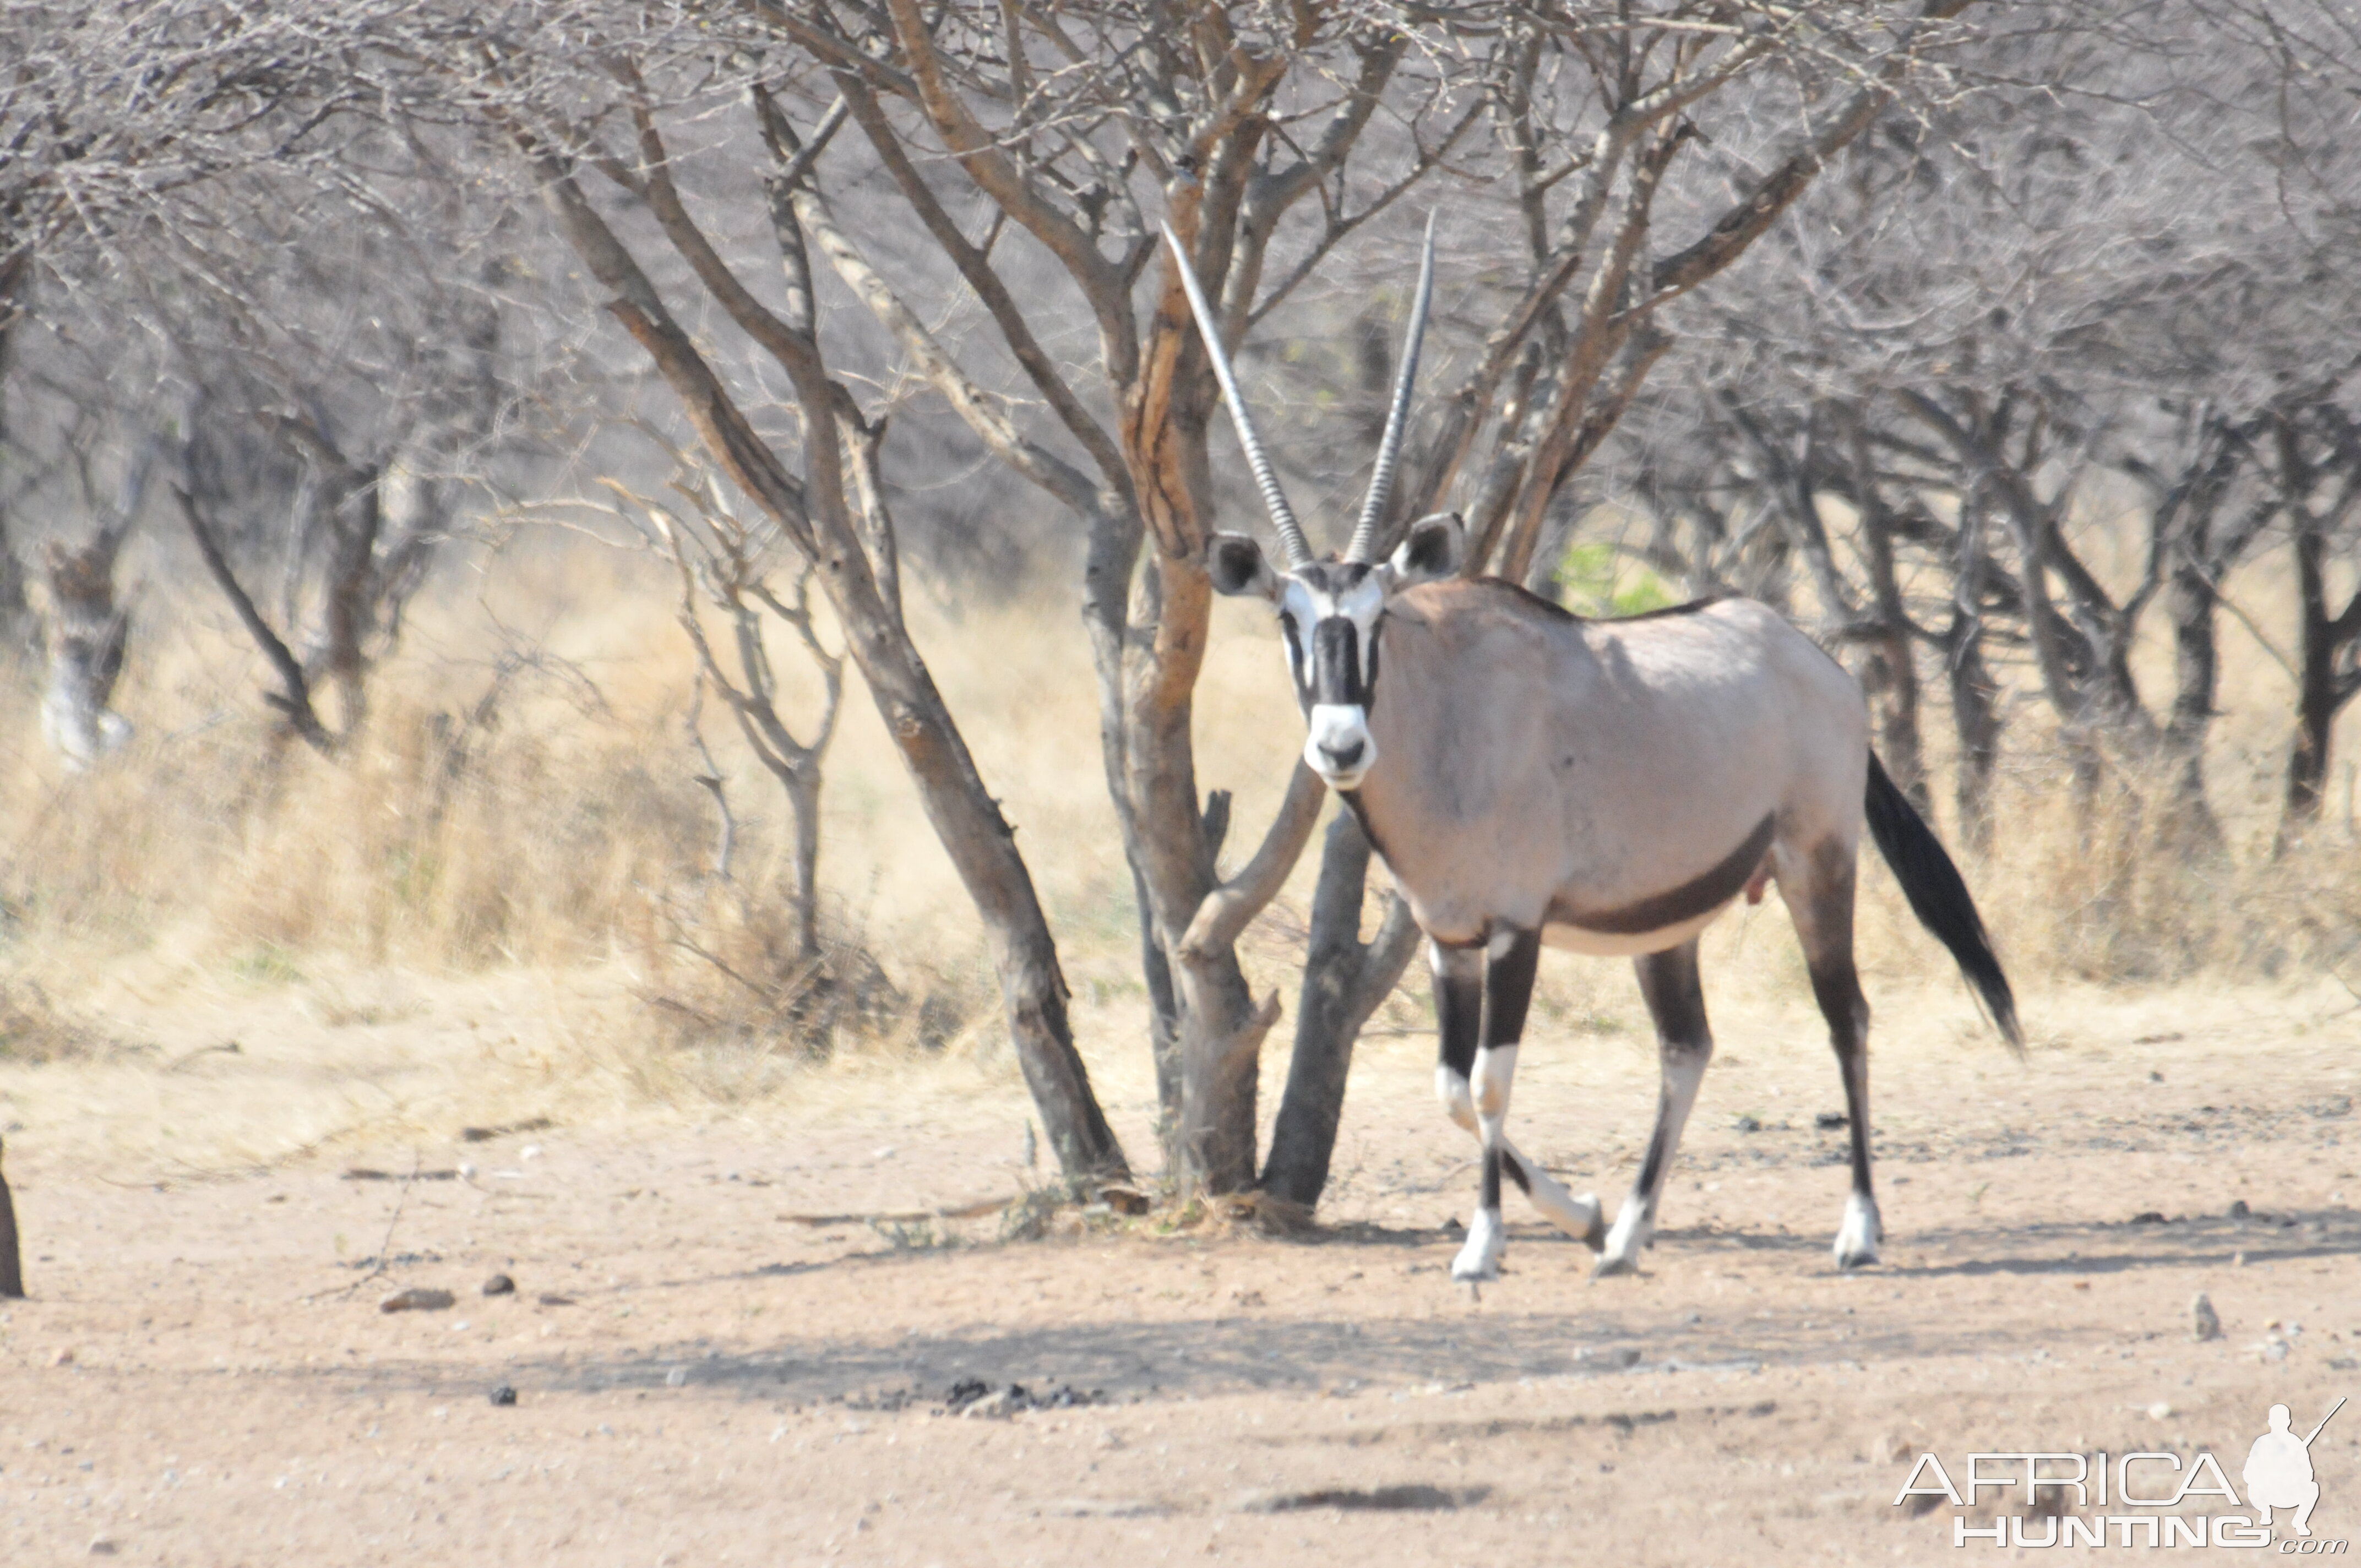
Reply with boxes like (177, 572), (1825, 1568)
(1125, 553), (1283, 1195)
(1116, 204), (1303, 1195)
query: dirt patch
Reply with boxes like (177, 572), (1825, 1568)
(1, 982), (2358, 1563)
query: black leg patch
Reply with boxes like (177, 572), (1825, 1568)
(1483, 928), (1543, 1049)
(1810, 959), (1875, 1199)
(1433, 950), (1481, 1082)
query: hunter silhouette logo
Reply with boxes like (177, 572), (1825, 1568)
(2248, 1398), (2345, 1540)
(1895, 1395), (2349, 1550)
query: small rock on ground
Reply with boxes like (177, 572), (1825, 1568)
(481, 1273), (515, 1297)
(2192, 1293), (2222, 1341)
(379, 1288), (456, 1314)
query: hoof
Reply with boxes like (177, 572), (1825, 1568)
(1580, 1197), (1607, 1253)
(1833, 1193), (1883, 1271)
(1595, 1206), (1651, 1277)
(1451, 1210), (1505, 1282)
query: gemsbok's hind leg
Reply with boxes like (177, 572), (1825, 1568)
(1781, 837), (1880, 1268)
(1430, 938), (1603, 1254)
(1596, 939), (1713, 1278)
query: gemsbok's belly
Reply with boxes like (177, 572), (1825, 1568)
(1541, 900), (1738, 957)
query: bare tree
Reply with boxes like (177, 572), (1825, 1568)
(636, 0), (1980, 1205)
(604, 457), (847, 962)
(2257, 402), (2361, 842)
(732, 2), (1475, 1191)
(0, 3), (362, 649)
(39, 437), (157, 766)
(1617, 3), (2361, 851)
(313, 10), (1137, 1182)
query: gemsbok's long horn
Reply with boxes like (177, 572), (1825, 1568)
(1160, 221), (1313, 570)
(1344, 210), (1437, 564)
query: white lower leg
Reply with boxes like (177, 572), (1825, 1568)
(1833, 1190), (1882, 1268)
(1451, 1195), (1506, 1282)
(1506, 1143), (1603, 1245)
(1440, 1060), (1601, 1245)
(1451, 1046), (1519, 1282)
(1597, 1050), (1708, 1275)
(1435, 1065), (1477, 1134)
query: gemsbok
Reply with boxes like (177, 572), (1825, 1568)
(1163, 219), (2021, 1284)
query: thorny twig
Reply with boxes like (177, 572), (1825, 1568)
(328, 1150), (421, 1298)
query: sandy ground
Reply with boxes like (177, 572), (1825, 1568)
(4, 976), (2360, 1565)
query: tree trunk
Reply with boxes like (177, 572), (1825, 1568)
(1848, 434), (1932, 811)
(2161, 549), (2223, 845)
(1946, 624), (2001, 854)
(784, 763), (823, 961)
(0, 252), (32, 650)
(1116, 221), (1293, 1196)
(831, 572), (1129, 1182)
(0, 1134), (23, 1299)
(1131, 863), (1184, 1153)
(1261, 811), (1421, 1212)
(39, 537), (132, 766)
(2282, 524), (2355, 841)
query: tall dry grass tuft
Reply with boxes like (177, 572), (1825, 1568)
(0, 668), (709, 972)
(2, 530), (2359, 1139)
(1917, 752), (2361, 986)
(635, 880), (986, 1073)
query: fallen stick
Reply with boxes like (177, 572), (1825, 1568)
(779, 1195), (1015, 1226)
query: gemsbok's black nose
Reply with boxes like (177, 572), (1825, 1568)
(1320, 738), (1366, 770)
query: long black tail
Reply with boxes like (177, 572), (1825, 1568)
(1863, 752), (2022, 1049)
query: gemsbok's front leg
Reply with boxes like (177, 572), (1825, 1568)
(1445, 927), (1543, 1283)
(1597, 939), (1714, 1278)
(1430, 940), (1603, 1255)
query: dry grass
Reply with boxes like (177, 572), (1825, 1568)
(1, 522), (2358, 1178)
(0, 977), (119, 1064)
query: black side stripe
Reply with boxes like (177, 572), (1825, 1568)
(1548, 814), (1776, 936)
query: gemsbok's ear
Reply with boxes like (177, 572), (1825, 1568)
(1207, 532), (1282, 601)
(1388, 513), (1464, 587)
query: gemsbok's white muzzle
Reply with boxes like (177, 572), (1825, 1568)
(1305, 702), (1377, 790)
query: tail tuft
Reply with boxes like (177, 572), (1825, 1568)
(1863, 753), (2022, 1050)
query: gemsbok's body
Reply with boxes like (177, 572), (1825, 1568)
(1165, 216), (2021, 1284)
